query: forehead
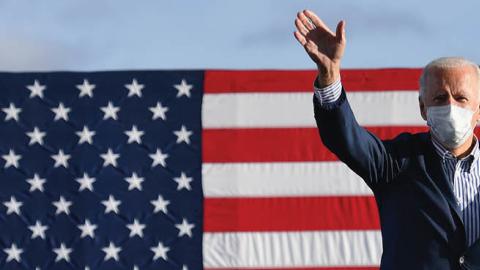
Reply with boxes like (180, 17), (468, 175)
(424, 66), (478, 95)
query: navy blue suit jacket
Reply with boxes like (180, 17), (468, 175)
(313, 89), (480, 270)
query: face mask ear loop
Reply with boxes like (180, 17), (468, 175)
(475, 105), (480, 126)
(456, 105), (476, 146)
(454, 105), (477, 148)
(458, 124), (475, 148)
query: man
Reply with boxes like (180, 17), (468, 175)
(294, 9), (480, 270)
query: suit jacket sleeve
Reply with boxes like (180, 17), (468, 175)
(313, 88), (407, 189)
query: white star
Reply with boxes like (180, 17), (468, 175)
(3, 243), (23, 262)
(151, 195), (170, 214)
(76, 173), (96, 192)
(77, 79), (95, 98)
(102, 242), (121, 261)
(175, 218), (195, 237)
(125, 79), (144, 97)
(51, 149), (70, 168)
(100, 101), (120, 120)
(149, 148), (168, 167)
(149, 102), (168, 120)
(124, 125), (144, 144)
(100, 148), (120, 167)
(3, 196), (22, 215)
(182, 265), (188, 270)
(151, 242), (169, 261)
(174, 172), (193, 191)
(126, 219), (146, 238)
(2, 103), (22, 122)
(27, 80), (46, 99)
(133, 266), (139, 270)
(26, 127), (46, 145)
(53, 243), (72, 262)
(173, 125), (193, 144)
(53, 196), (72, 215)
(28, 220), (48, 239)
(125, 172), (144, 191)
(174, 79), (193, 98)
(101, 195), (121, 214)
(78, 219), (97, 239)
(51, 102), (71, 121)
(2, 149), (21, 168)
(26, 173), (46, 192)
(76, 126), (95, 145)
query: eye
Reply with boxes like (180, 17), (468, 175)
(455, 96), (468, 103)
(433, 95), (447, 102)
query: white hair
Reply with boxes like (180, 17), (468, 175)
(419, 57), (480, 100)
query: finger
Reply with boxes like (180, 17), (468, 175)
(294, 31), (307, 46)
(295, 18), (309, 36)
(336, 20), (346, 43)
(297, 12), (315, 31)
(303, 10), (335, 36)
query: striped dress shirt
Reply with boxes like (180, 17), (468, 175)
(431, 135), (480, 246)
(315, 79), (480, 247)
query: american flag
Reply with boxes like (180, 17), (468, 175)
(0, 69), (425, 270)
(202, 69), (425, 270)
(0, 71), (203, 270)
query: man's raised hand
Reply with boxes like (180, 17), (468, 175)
(294, 10), (346, 87)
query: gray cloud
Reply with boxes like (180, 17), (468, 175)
(0, 35), (91, 71)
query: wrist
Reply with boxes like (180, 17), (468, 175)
(316, 65), (340, 88)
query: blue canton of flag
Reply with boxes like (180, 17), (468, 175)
(0, 71), (204, 270)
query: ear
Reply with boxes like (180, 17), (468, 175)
(476, 103), (480, 122)
(419, 97), (427, 121)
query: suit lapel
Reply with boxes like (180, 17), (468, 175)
(423, 135), (466, 237)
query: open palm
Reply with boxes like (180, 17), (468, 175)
(294, 10), (346, 86)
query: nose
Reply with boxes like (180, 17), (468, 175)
(445, 96), (457, 106)
(445, 96), (453, 105)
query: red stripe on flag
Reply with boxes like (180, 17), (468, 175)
(204, 196), (379, 232)
(204, 69), (422, 93)
(203, 126), (430, 163)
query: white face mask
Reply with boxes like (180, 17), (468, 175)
(426, 104), (476, 149)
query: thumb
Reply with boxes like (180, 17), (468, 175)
(336, 20), (346, 44)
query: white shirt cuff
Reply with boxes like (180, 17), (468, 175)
(314, 79), (342, 105)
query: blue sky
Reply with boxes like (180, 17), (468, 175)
(1, 0), (479, 71)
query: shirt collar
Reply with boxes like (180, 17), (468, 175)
(431, 133), (480, 171)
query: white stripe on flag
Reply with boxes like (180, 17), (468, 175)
(203, 230), (382, 268)
(203, 162), (372, 197)
(203, 91), (423, 128)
